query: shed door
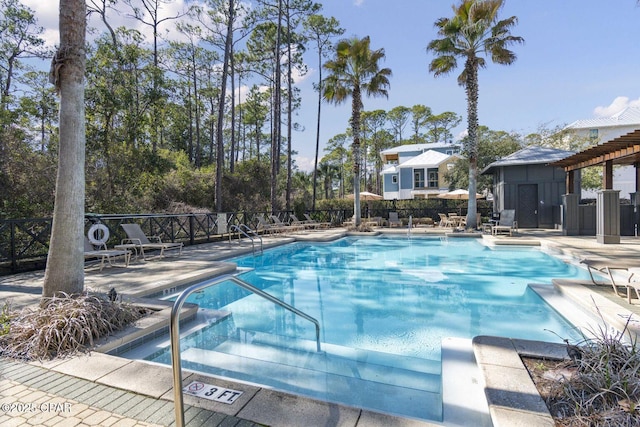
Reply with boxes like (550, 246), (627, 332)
(517, 184), (538, 228)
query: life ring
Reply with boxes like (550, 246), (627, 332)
(88, 223), (110, 246)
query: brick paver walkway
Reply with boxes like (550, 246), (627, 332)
(0, 359), (260, 427)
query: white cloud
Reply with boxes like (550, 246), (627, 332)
(294, 155), (315, 173)
(26, 0), (197, 48)
(23, 0), (58, 47)
(354, 0), (365, 6)
(594, 96), (640, 117)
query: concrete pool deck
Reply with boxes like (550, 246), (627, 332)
(2, 227), (640, 426)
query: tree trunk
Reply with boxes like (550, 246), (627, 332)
(312, 47), (322, 211)
(229, 42), (236, 173)
(270, 0), (283, 212)
(42, 0), (87, 298)
(216, 0), (235, 211)
(351, 86), (362, 227)
(285, 0), (292, 211)
(465, 57), (479, 231)
(192, 54), (201, 167)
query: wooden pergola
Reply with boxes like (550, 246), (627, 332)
(549, 128), (640, 242)
(550, 129), (640, 193)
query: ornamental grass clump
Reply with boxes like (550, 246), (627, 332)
(546, 320), (640, 427)
(0, 292), (147, 360)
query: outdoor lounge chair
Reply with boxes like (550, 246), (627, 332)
(84, 237), (130, 271)
(491, 209), (516, 236)
(580, 259), (640, 303)
(270, 215), (305, 232)
(388, 212), (402, 227)
(256, 215), (286, 234)
(119, 223), (183, 260)
(291, 214), (327, 229)
(290, 214), (313, 229)
(304, 213), (331, 228)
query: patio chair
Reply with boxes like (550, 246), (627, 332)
(291, 214), (326, 229)
(580, 259), (640, 304)
(270, 215), (305, 232)
(84, 237), (130, 271)
(388, 212), (402, 227)
(304, 213), (331, 228)
(491, 209), (516, 236)
(119, 223), (183, 260)
(256, 215), (286, 234)
(290, 214), (312, 228)
(365, 216), (385, 227)
(438, 213), (453, 228)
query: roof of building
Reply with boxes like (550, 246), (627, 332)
(481, 146), (575, 175)
(565, 106), (640, 130)
(401, 149), (452, 167)
(380, 142), (460, 155)
(381, 150), (455, 174)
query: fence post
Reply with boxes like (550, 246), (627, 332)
(10, 221), (16, 273)
(189, 215), (195, 245)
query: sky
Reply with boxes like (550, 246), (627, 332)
(22, 0), (640, 172)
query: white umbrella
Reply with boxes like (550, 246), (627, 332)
(346, 191), (383, 201)
(437, 189), (485, 200)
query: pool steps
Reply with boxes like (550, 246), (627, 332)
(167, 313), (443, 421)
(179, 334), (442, 421)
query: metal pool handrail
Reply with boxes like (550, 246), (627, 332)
(170, 274), (322, 427)
(228, 224), (263, 254)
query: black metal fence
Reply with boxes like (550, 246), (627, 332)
(0, 210), (345, 275)
(0, 203), (494, 275)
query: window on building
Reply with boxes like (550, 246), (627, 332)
(428, 169), (439, 188)
(391, 174), (398, 184)
(414, 169), (425, 188)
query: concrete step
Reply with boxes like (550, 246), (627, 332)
(180, 343), (442, 421)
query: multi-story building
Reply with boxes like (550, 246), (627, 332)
(379, 143), (461, 200)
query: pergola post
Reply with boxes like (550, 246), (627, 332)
(562, 193), (579, 236)
(631, 163), (640, 236)
(561, 170), (579, 235)
(596, 189), (620, 244)
(603, 160), (614, 189)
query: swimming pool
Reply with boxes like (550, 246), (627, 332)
(135, 236), (590, 421)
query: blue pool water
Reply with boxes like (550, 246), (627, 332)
(143, 236), (590, 421)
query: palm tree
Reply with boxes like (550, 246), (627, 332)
(317, 161), (339, 199)
(42, 0), (87, 298)
(427, 0), (523, 230)
(322, 36), (391, 227)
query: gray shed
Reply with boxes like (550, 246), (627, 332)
(481, 146), (580, 228)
